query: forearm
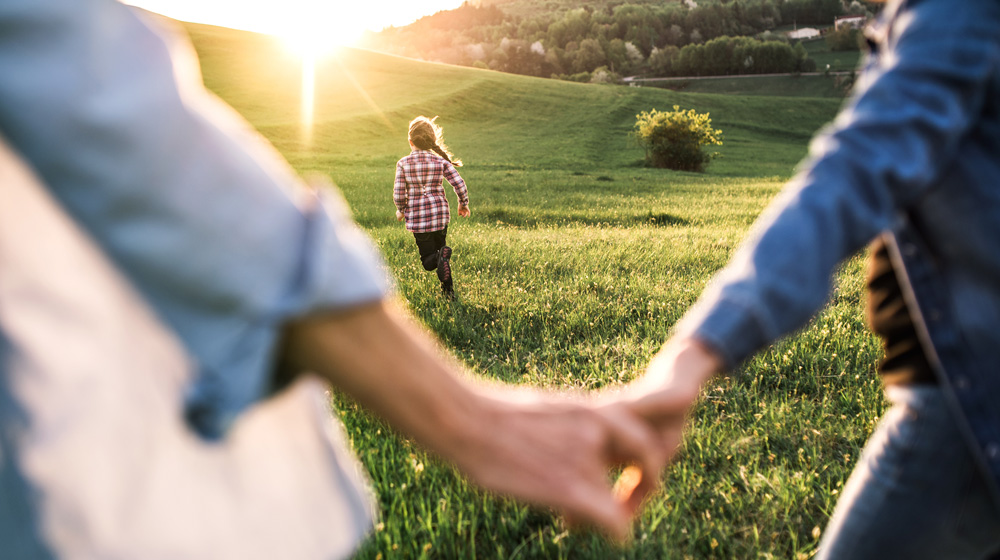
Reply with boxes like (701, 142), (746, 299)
(444, 166), (469, 207)
(392, 194), (407, 213)
(282, 301), (669, 539)
(393, 167), (408, 212)
(629, 337), (722, 416)
(673, 2), (998, 369)
(281, 300), (487, 460)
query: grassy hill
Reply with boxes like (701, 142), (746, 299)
(184, 20), (881, 560)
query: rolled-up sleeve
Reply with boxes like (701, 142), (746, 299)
(675, 0), (1000, 369)
(0, 0), (389, 438)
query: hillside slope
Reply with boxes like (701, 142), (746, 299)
(183, 21), (842, 179)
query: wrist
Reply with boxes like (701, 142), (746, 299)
(430, 388), (504, 472)
(660, 337), (723, 384)
(627, 337), (721, 411)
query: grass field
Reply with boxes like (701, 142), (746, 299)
(642, 74), (850, 98)
(801, 37), (863, 74)
(184, 20), (884, 559)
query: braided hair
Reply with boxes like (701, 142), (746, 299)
(408, 116), (462, 167)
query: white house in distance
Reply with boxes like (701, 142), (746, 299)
(787, 27), (821, 39)
(835, 15), (867, 30)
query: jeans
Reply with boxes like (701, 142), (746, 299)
(817, 385), (1000, 559)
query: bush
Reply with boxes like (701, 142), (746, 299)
(634, 106), (723, 172)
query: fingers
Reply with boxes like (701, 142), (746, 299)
(561, 479), (633, 543)
(556, 402), (669, 543)
(596, 403), (667, 513)
(627, 390), (693, 427)
(612, 465), (647, 515)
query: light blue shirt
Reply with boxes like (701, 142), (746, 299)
(0, 0), (388, 439)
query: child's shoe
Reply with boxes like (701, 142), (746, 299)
(436, 246), (452, 284)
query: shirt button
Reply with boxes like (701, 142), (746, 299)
(955, 377), (971, 390)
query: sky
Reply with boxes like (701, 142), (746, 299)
(125, 0), (466, 48)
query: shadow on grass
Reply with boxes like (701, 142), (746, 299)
(472, 208), (688, 228)
(353, 207), (688, 229)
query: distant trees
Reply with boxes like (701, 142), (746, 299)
(634, 106), (723, 172)
(778, 0), (845, 25)
(825, 25), (863, 51)
(359, 0), (874, 82)
(666, 36), (816, 77)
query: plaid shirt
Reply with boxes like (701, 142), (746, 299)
(393, 150), (469, 233)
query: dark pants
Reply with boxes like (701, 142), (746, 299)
(413, 227), (451, 288)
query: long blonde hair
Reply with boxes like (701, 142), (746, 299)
(408, 116), (462, 167)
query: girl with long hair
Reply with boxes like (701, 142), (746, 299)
(393, 116), (470, 299)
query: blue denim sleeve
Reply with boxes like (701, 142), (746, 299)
(0, 1), (389, 438)
(675, 0), (1000, 369)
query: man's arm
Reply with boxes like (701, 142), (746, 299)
(280, 301), (666, 540)
(0, 0), (390, 436)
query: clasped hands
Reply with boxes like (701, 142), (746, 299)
(543, 337), (721, 541)
(457, 337), (722, 543)
(284, 302), (720, 544)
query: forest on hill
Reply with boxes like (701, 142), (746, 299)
(358, 0), (879, 83)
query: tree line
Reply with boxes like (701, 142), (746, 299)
(359, 0), (879, 82)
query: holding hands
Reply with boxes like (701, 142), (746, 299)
(281, 301), (678, 541)
(457, 336), (722, 538)
(624, 337), (722, 461)
(452, 394), (667, 541)
(457, 337), (723, 540)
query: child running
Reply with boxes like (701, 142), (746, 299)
(394, 116), (470, 299)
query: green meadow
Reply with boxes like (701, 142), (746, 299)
(186, 20), (884, 559)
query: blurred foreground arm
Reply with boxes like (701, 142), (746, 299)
(282, 301), (666, 540)
(623, 338), (723, 458)
(626, 0), (1000, 461)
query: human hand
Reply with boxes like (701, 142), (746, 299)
(450, 394), (667, 542)
(395, 210), (404, 221)
(458, 205), (470, 218)
(620, 338), (722, 462)
(282, 303), (666, 542)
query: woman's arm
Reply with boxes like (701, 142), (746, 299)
(671, 0), (1000, 370)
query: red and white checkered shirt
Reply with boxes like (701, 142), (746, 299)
(393, 150), (469, 233)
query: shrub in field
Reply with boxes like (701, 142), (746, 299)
(634, 105), (723, 171)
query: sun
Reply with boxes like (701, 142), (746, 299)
(276, 14), (362, 57)
(272, 8), (367, 148)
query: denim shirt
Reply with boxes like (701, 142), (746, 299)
(677, 0), (1000, 501)
(0, 0), (389, 439)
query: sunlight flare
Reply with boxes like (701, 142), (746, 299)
(300, 54), (316, 146)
